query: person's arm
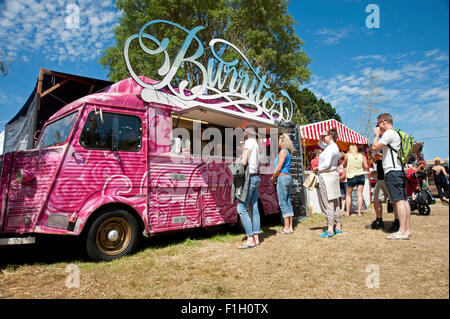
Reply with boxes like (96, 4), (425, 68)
(241, 148), (249, 166)
(339, 166), (346, 179)
(241, 138), (253, 166)
(362, 155), (369, 171)
(271, 149), (287, 184)
(371, 127), (385, 152)
(318, 140), (327, 150)
(442, 166), (449, 178)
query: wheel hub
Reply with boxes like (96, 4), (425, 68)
(107, 230), (119, 242)
(96, 217), (132, 256)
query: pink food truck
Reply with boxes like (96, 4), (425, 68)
(0, 21), (307, 260)
(0, 75), (299, 261)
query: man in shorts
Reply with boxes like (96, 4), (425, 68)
(371, 113), (411, 240)
(369, 150), (399, 231)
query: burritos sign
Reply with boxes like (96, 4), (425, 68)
(124, 20), (294, 123)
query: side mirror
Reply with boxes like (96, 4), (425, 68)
(34, 130), (41, 141)
(94, 106), (104, 124)
(33, 130), (42, 148)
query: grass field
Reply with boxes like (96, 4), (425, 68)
(0, 201), (448, 299)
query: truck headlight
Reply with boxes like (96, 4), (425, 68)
(15, 169), (36, 185)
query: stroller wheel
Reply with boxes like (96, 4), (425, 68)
(424, 205), (431, 215)
(418, 205), (425, 215)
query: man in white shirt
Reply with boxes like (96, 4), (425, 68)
(372, 113), (411, 240)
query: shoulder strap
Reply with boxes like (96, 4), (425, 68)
(387, 129), (404, 170)
(389, 147), (396, 169)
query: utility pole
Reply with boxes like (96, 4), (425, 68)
(360, 73), (386, 140)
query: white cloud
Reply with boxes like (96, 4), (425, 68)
(425, 49), (440, 57)
(0, 0), (122, 63)
(303, 50), (449, 144)
(419, 87), (449, 101)
(351, 55), (386, 63)
(313, 26), (352, 45)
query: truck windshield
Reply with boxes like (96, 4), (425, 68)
(37, 111), (78, 149)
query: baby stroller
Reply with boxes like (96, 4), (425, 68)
(407, 169), (435, 215)
(387, 168), (435, 215)
(409, 188), (435, 215)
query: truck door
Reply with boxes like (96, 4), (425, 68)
(50, 107), (146, 221)
(147, 107), (202, 233)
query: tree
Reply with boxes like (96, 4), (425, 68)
(288, 87), (341, 125)
(99, 0), (311, 92)
(1, 51), (10, 78)
(0, 61), (7, 78)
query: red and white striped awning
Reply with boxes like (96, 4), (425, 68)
(299, 119), (369, 145)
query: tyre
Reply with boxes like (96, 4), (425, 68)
(424, 205), (431, 215)
(418, 205), (425, 215)
(85, 209), (140, 261)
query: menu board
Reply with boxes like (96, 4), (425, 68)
(277, 122), (308, 219)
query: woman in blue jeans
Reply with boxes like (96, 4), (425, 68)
(237, 130), (261, 249)
(271, 134), (294, 234)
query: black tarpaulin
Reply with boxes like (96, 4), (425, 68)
(3, 69), (112, 154)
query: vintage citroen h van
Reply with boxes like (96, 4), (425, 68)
(0, 77), (290, 261)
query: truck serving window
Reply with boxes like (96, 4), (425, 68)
(37, 111), (78, 149)
(171, 115), (233, 158)
(79, 111), (142, 152)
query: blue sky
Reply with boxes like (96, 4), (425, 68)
(0, 0), (448, 161)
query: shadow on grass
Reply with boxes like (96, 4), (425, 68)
(0, 215), (283, 268)
(0, 235), (86, 270)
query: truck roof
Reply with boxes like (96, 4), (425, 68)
(48, 76), (278, 130)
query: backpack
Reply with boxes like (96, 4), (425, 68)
(388, 129), (415, 166)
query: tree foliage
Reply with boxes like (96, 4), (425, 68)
(0, 61), (7, 78)
(99, 0), (311, 90)
(99, 0), (342, 124)
(1, 51), (9, 78)
(289, 88), (341, 125)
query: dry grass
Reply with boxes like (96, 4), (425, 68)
(0, 202), (448, 299)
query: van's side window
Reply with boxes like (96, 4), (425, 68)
(80, 111), (142, 151)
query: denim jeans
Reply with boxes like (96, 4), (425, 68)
(237, 175), (261, 237)
(276, 174), (294, 217)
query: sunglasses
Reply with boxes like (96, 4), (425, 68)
(377, 120), (384, 126)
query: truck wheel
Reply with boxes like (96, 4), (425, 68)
(86, 209), (139, 261)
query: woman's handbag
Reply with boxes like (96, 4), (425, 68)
(303, 173), (317, 190)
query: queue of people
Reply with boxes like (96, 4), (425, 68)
(307, 142), (371, 217)
(233, 112), (445, 248)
